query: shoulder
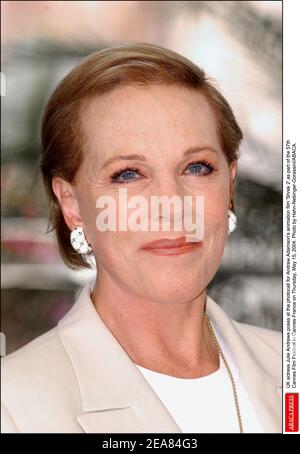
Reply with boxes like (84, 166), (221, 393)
(231, 319), (282, 386)
(1, 402), (20, 433)
(233, 320), (282, 357)
(1, 326), (81, 433)
(2, 326), (64, 375)
(206, 294), (281, 357)
(206, 295), (282, 385)
(1, 282), (98, 432)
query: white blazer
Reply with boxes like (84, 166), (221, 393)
(1, 281), (282, 433)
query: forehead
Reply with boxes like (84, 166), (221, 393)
(80, 84), (221, 161)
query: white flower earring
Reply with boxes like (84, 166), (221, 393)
(228, 209), (237, 236)
(70, 226), (92, 254)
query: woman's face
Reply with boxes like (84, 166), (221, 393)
(68, 84), (236, 303)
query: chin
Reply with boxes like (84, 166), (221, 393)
(142, 268), (209, 304)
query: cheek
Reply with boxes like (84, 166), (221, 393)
(90, 230), (134, 279)
(202, 185), (229, 242)
(206, 192), (228, 222)
(186, 170), (231, 227)
(90, 197), (137, 266)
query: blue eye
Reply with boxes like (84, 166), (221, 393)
(111, 168), (140, 183)
(185, 161), (214, 176)
(111, 161), (214, 184)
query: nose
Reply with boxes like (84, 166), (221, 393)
(151, 174), (185, 199)
(148, 175), (185, 229)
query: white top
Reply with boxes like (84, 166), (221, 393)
(135, 321), (265, 433)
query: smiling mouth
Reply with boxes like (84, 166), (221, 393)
(140, 236), (202, 256)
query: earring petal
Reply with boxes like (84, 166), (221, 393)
(228, 209), (237, 235)
(70, 226), (92, 254)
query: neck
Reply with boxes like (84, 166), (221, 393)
(91, 272), (219, 379)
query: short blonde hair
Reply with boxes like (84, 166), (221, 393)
(40, 43), (243, 270)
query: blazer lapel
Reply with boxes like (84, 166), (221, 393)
(57, 282), (181, 433)
(76, 380), (181, 433)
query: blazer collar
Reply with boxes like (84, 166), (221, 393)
(57, 281), (281, 433)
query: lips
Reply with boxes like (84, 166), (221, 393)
(140, 236), (202, 256)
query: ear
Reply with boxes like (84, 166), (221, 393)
(229, 160), (237, 208)
(52, 176), (83, 230)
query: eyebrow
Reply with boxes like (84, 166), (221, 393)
(101, 153), (146, 170)
(183, 146), (218, 157)
(101, 146), (218, 170)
